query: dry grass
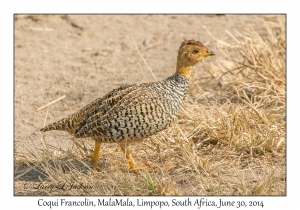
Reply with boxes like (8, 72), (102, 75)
(14, 16), (286, 196)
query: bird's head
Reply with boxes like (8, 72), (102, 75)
(176, 40), (214, 78)
(177, 39), (215, 66)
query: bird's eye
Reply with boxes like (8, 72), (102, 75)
(192, 49), (199, 53)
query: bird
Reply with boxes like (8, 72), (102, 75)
(40, 39), (215, 172)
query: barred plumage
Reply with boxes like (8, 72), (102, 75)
(40, 40), (215, 171)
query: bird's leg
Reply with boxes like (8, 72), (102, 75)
(91, 140), (101, 172)
(119, 143), (137, 171)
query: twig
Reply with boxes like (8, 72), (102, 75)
(137, 62), (148, 83)
(131, 35), (157, 81)
(37, 95), (66, 111)
(140, 42), (161, 52)
(40, 110), (49, 150)
(61, 15), (83, 30)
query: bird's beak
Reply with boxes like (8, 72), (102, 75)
(203, 49), (215, 57)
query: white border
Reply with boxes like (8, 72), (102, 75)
(3, 0), (297, 209)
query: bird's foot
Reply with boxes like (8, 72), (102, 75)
(91, 159), (101, 172)
(86, 155), (101, 172)
(127, 160), (138, 173)
(127, 161), (146, 173)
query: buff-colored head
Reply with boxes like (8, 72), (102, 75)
(176, 40), (214, 78)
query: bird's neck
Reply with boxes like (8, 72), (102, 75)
(176, 64), (192, 79)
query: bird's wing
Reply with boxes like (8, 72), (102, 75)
(62, 83), (140, 129)
(74, 83), (167, 138)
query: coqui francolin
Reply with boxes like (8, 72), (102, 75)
(40, 40), (215, 171)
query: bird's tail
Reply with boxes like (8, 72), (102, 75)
(40, 117), (75, 133)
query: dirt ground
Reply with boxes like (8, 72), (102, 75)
(14, 14), (271, 151)
(14, 15), (286, 196)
